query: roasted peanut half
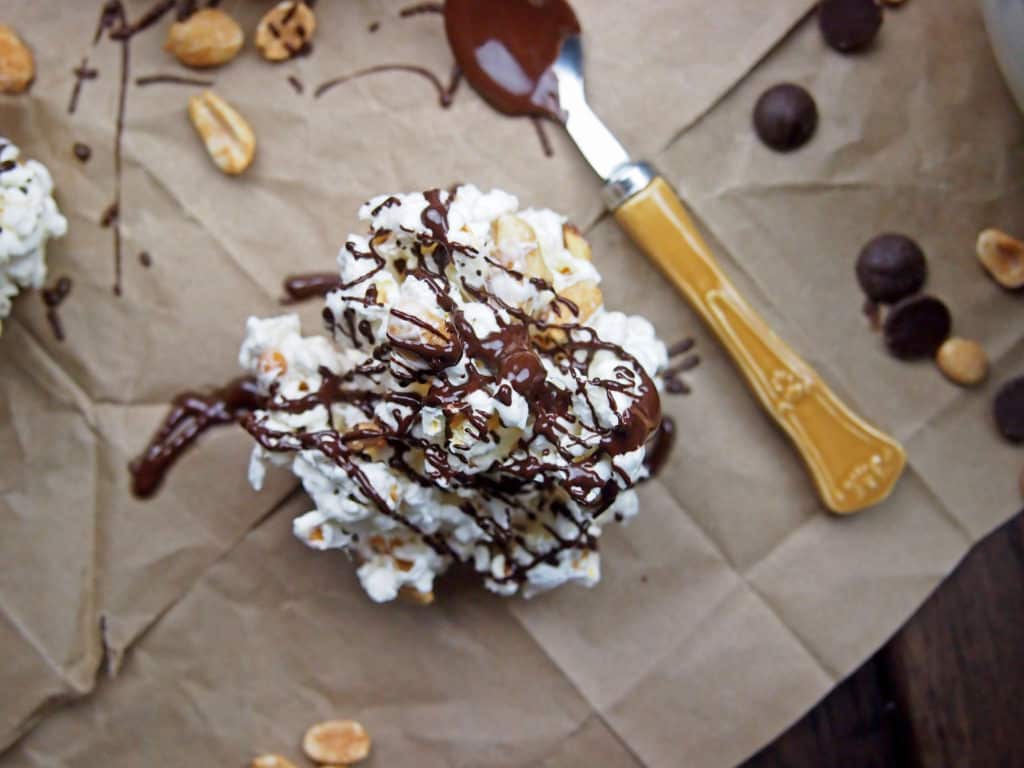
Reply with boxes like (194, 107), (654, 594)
(0, 25), (34, 94)
(977, 228), (1024, 290)
(347, 421), (387, 457)
(256, 1), (316, 62)
(188, 90), (255, 175)
(563, 223), (592, 262)
(303, 719), (371, 765)
(399, 585), (435, 605)
(556, 279), (603, 323)
(493, 214), (553, 283)
(251, 755), (298, 768)
(935, 337), (988, 387)
(164, 8), (243, 68)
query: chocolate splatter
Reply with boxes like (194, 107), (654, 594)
(68, 59), (98, 115)
(399, 2), (444, 17)
(41, 276), (73, 342)
(286, 75), (304, 94)
(100, 202), (119, 227)
(135, 73), (215, 87)
(644, 417), (676, 477)
(663, 338), (700, 395)
(368, 21), (381, 33)
(73, 142), (92, 163)
(315, 63), (462, 108)
(139, 251), (152, 267)
(531, 116), (554, 158)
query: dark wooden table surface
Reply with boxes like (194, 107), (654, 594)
(742, 508), (1024, 768)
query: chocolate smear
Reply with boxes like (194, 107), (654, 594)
(41, 276), (73, 342)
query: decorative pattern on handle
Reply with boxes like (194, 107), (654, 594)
(614, 176), (906, 513)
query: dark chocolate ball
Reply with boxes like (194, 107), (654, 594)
(883, 295), (952, 359)
(994, 376), (1024, 443)
(753, 83), (818, 152)
(856, 233), (927, 304)
(819, 0), (884, 53)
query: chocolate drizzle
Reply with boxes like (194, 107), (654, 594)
(644, 417), (675, 477)
(399, 2), (444, 17)
(41, 276), (73, 342)
(79, 0), (191, 298)
(315, 63), (462, 108)
(135, 73), (215, 87)
(68, 59), (98, 115)
(282, 272), (344, 303)
(286, 75), (304, 94)
(129, 376), (266, 498)
(236, 188), (665, 586)
(663, 338), (700, 395)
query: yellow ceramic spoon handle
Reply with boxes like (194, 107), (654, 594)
(614, 176), (906, 513)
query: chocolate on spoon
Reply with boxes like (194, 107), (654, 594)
(444, 0), (579, 120)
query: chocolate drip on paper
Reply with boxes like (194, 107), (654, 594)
(663, 337), (700, 395)
(41, 276), (73, 342)
(68, 59), (98, 115)
(315, 63), (462, 108)
(73, 142), (92, 162)
(82, 0), (189, 297)
(399, 2), (444, 17)
(282, 272), (343, 303)
(135, 73), (214, 87)
(129, 376), (267, 498)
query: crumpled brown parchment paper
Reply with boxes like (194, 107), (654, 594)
(0, 0), (1021, 765)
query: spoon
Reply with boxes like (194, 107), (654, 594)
(445, 0), (906, 513)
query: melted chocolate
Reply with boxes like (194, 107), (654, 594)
(444, 0), (580, 120)
(41, 276), (73, 342)
(68, 59), (99, 115)
(86, 0), (188, 298)
(399, 2), (444, 17)
(287, 75), (304, 94)
(644, 417), (675, 476)
(282, 272), (344, 303)
(135, 73), (214, 87)
(530, 116), (554, 158)
(139, 250), (153, 267)
(315, 63), (462, 108)
(663, 337), (699, 396)
(73, 142), (92, 163)
(129, 376), (266, 498)
(100, 202), (119, 227)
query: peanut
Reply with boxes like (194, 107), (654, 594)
(256, 1), (316, 62)
(563, 224), (592, 262)
(399, 585), (435, 605)
(251, 756), (298, 768)
(188, 90), (255, 175)
(0, 25), (34, 94)
(493, 214), (552, 283)
(347, 421), (387, 457)
(164, 9), (243, 68)
(935, 337), (988, 387)
(556, 279), (603, 323)
(976, 228), (1024, 290)
(302, 720), (371, 765)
